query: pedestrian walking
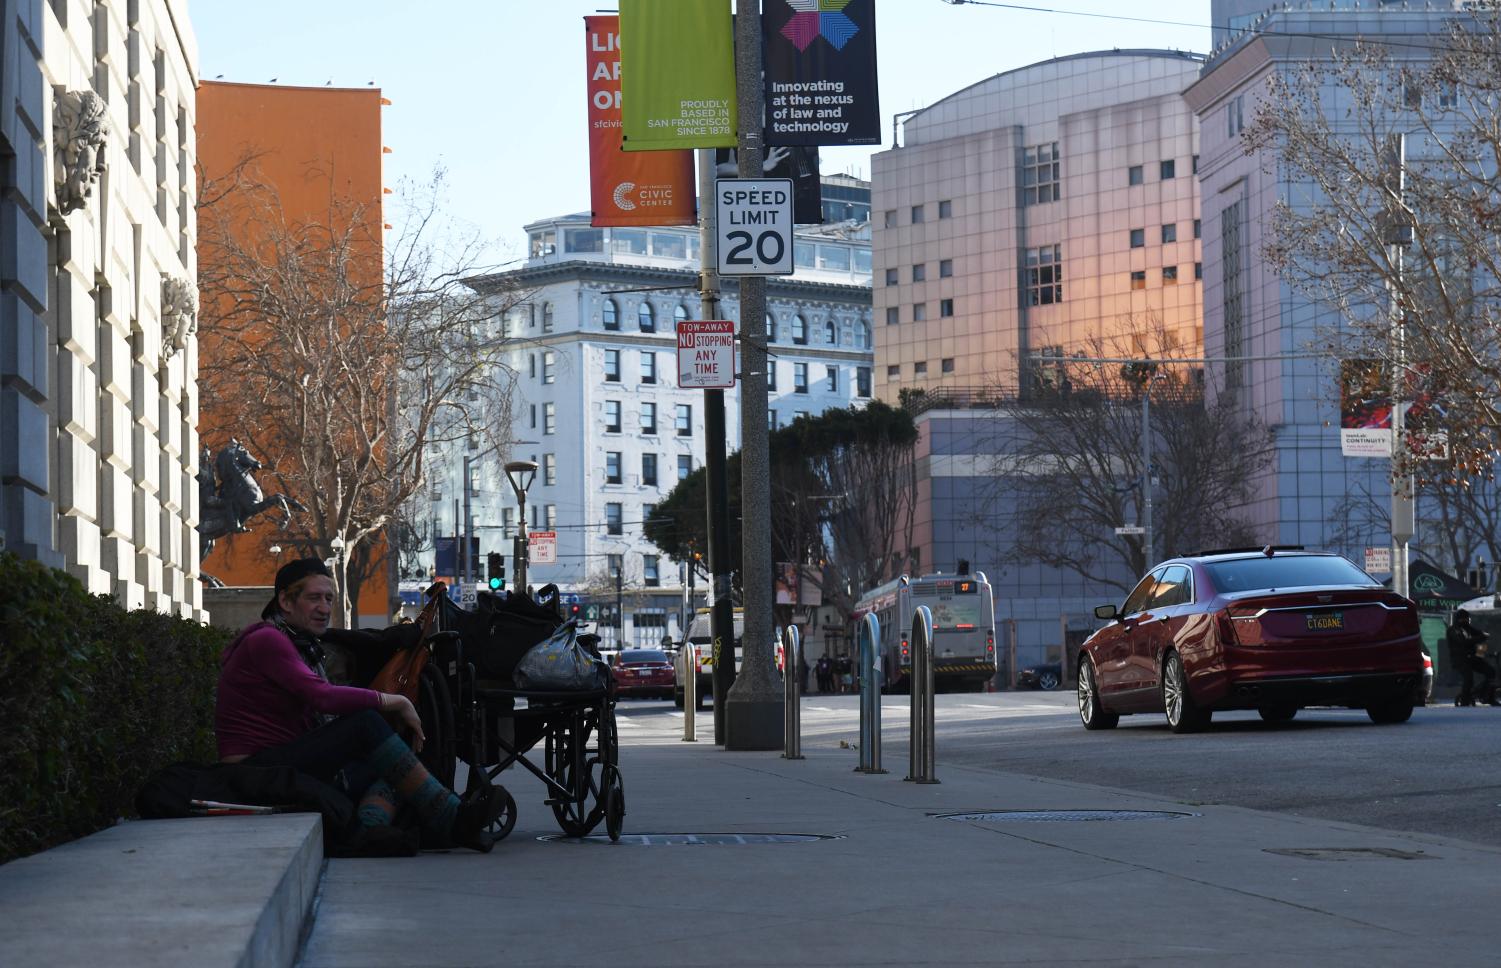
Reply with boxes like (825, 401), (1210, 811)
(815, 654), (832, 694)
(1448, 609), (1498, 706)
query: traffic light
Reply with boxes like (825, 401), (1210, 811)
(569, 603), (582, 621)
(487, 552), (505, 590)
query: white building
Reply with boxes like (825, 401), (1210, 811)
(434, 204), (874, 646)
(0, 0), (202, 615)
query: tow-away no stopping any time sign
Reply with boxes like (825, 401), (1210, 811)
(716, 178), (794, 276)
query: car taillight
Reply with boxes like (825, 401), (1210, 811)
(986, 633), (995, 657)
(1217, 608), (1243, 647)
(1222, 605), (1267, 646)
(900, 638), (909, 661)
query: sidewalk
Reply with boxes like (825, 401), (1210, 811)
(300, 717), (1501, 968)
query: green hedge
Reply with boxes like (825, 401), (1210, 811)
(0, 553), (228, 863)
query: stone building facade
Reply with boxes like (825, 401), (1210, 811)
(0, 0), (201, 615)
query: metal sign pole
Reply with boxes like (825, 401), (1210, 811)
(783, 625), (803, 760)
(855, 614), (885, 774)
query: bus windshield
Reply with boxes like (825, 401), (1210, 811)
(929, 596), (987, 630)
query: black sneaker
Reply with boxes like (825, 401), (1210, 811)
(450, 785), (503, 853)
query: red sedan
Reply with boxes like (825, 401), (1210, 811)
(1077, 548), (1425, 733)
(611, 648), (676, 700)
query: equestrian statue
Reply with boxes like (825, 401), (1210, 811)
(197, 439), (308, 587)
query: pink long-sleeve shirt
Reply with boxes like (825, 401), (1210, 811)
(216, 621), (381, 759)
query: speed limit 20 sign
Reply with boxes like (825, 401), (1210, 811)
(716, 178), (794, 276)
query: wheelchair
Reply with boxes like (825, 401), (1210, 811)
(324, 582), (624, 843)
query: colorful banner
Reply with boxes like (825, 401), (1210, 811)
(762, 0), (881, 146)
(586, 16), (696, 227)
(620, 0), (737, 151)
(1339, 358), (1449, 459)
(714, 146), (823, 224)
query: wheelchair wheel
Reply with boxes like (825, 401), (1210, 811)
(417, 664), (456, 789)
(602, 764), (624, 842)
(488, 785), (518, 842)
(547, 710), (611, 837)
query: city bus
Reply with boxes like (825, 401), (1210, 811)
(851, 572), (998, 692)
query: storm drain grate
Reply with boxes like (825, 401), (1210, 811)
(1264, 847), (1432, 862)
(539, 832), (842, 846)
(939, 809), (1200, 823)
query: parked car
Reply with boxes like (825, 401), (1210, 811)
(1017, 662), (1062, 690)
(1077, 548), (1426, 733)
(611, 648), (676, 700)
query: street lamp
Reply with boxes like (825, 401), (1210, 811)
(504, 460), (538, 593)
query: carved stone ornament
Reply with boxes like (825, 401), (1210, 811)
(52, 88), (109, 216)
(161, 275), (198, 358)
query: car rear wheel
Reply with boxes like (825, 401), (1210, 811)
(1038, 669), (1061, 691)
(1366, 696), (1414, 724)
(1258, 704), (1298, 724)
(1077, 658), (1118, 730)
(1162, 651), (1211, 734)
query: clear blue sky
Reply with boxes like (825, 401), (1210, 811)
(191, 1), (1210, 268)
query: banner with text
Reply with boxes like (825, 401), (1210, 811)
(1339, 358), (1449, 460)
(620, 0), (737, 151)
(585, 16), (696, 227)
(762, 0), (881, 146)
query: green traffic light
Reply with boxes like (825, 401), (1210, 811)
(488, 577), (504, 590)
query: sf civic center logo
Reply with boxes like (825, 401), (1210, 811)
(780, 0), (858, 52)
(612, 182), (636, 210)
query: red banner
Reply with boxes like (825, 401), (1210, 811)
(586, 16), (696, 228)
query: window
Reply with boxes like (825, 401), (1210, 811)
(938, 199), (952, 218)
(1023, 142), (1060, 204)
(1163, 265), (1179, 285)
(674, 304), (690, 327)
(566, 227), (604, 253)
(602, 298), (619, 330)
(911, 264), (926, 283)
(940, 298), (954, 317)
(640, 402), (657, 435)
(1160, 159), (1176, 180)
(859, 322), (870, 349)
(604, 348), (620, 382)
(678, 455), (692, 480)
(1128, 165), (1143, 186)
(1130, 270), (1146, 290)
(767, 361), (777, 390)
(606, 451), (622, 484)
(856, 366), (871, 397)
(818, 245), (850, 271)
(638, 301), (655, 332)
(914, 361), (928, 376)
(768, 410), (778, 430)
(528, 354), (536, 378)
(883, 209), (896, 228)
(543, 505), (556, 529)
(793, 410), (809, 422)
(641, 352), (657, 385)
(1195, 261), (1203, 280)
(825, 320), (837, 345)
(642, 453), (658, 486)
(825, 366), (838, 392)
(885, 268), (897, 286)
(941, 358), (955, 374)
(1161, 224), (1177, 244)
(529, 404), (536, 428)
(886, 306), (899, 326)
(939, 259), (953, 278)
(910, 204), (925, 223)
(543, 402), (556, 435)
(541, 302), (554, 332)
(1228, 95), (1244, 137)
(642, 503), (656, 526)
(604, 400), (621, 433)
(676, 403), (692, 436)
(791, 315), (807, 345)
(795, 242), (816, 268)
(913, 303), (927, 322)
(1192, 154), (1200, 174)
(1438, 81), (1458, 108)
(886, 364), (900, 382)
(502, 507), (515, 539)
(606, 503), (623, 536)
(542, 350), (555, 384)
(608, 554), (622, 578)
(643, 555), (660, 587)
(543, 453), (556, 486)
(612, 228), (647, 254)
(794, 362), (808, 394)
(1130, 228), (1145, 248)
(1193, 218), (1201, 240)
(766, 314), (776, 343)
(1025, 244), (1063, 305)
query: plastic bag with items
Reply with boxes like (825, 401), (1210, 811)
(513, 620), (610, 691)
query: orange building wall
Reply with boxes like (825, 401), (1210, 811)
(195, 81), (388, 621)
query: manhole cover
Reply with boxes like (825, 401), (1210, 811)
(938, 809), (1199, 823)
(1264, 847), (1432, 861)
(539, 832), (842, 846)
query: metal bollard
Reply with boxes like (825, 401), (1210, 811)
(906, 605), (939, 784)
(855, 613), (887, 773)
(782, 625), (803, 759)
(682, 645), (697, 742)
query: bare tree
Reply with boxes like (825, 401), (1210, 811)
(198, 164), (526, 625)
(979, 351), (1274, 592)
(1244, 13), (1501, 480)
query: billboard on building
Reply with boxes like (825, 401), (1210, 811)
(619, 0), (737, 151)
(762, 0), (881, 146)
(585, 16), (696, 228)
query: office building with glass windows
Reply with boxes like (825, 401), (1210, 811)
(433, 202), (874, 647)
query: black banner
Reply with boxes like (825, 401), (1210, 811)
(762, 0), (881, 147)
(714, 146), (823, 225)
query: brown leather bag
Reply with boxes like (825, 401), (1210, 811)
(369, 593), (441, 704)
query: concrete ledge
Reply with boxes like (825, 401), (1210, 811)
(0, 813), (322, 968)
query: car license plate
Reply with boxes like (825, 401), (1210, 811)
(1306, 612), (1344, 631)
